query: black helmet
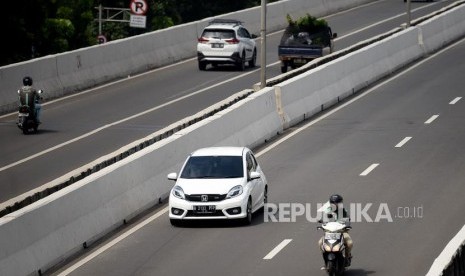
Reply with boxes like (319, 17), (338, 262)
(329, 194), (343, 204)
(23, 76), (33, 86)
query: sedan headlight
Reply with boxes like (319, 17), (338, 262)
(172, 186), (185, 199)
(226, 185), (243, 199)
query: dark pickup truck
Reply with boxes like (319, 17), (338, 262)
(278, 26), (336, 73)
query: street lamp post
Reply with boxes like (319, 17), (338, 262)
(406, 0), (412, 27)
(260, 0), (267, 89)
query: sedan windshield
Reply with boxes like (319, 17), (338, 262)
(180, 156), (243, 179)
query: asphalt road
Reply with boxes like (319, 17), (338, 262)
(0, 1), (453, 207)
(49, 31), (465, 276)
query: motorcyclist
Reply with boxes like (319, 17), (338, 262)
(319, 194), (353, 266)
(18, 76), (42, 124)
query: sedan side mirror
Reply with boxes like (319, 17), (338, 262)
(251, 34), (258, 39)
(167, 172), (177, 181)
(249, 171), (261, 180)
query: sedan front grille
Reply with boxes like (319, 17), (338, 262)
(185, 194), (227, 202)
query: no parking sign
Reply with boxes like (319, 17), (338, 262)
(97, 34), (107, 44)
(129, 0), (148, 28)
(130, 0), (148, 15)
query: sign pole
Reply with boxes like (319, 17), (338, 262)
(98, 4), (103, 35)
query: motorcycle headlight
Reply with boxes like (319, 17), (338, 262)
(323, 244), (332, 252)
(226, 185), (243, 199)
(332, 243), (341, 252)
(172, 186), (185, 200)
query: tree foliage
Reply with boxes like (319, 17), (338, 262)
(0, 0), (276, 66)
(285, 13), (328, 36)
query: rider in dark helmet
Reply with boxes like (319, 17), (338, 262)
(23, 76), (33, 86)
(329, 194), (349, 219)
(320, 194), (353, 266)
(18, 76), (42, 123)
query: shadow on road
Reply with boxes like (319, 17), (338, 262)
(344, 268), (376, 275)
(172, 211), (266, 228)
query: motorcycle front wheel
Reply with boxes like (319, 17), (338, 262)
(326, 260), (336, 276)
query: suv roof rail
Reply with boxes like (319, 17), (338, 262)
(208, 19), (243, 26)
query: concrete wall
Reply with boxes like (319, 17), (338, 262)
(0, 0), (374, 114)
(1, 1), (465, 276)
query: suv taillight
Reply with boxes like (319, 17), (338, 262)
(198, 37), (209, 44)
(225, 38), (240, 44)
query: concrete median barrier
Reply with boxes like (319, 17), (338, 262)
(1, 1), (465, 275)
(0, 0), (374, 114)
(275, 27), (424, 128)
(418, 1), (465, 53)
(0, 87), (282, 276)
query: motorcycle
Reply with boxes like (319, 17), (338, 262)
(17, 89), (42, 134)
(317, 221), (352, 276)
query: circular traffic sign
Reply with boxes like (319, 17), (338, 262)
(97, 35), (107, 44)
(130, 0), (148, 15)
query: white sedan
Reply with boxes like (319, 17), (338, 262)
(167, 147), (268, 226)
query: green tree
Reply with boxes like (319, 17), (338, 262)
(0, 0), (278, 66)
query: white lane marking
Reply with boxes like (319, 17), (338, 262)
(0, 69), (262, 173)
(318, 201), (331, 212)
(336, 1), (442, 40)
(56, 206), (169, 276)
(25, 9), (465, 276)
(360, 164), (379, 176)
(449, 97), (462, 105)
(0, 0), (442, 170)
(263, 239), (293, 260)
(395, 137), (412, 148)
(425, 115), (439, 124)
(425, 223), (465, 276)
(257, 37), (465, 159)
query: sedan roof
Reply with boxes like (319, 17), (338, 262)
(191, 147), (247, 157)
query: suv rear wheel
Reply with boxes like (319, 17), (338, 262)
(198, 61), (207, 71)
(249, 49), (257, 68)
(237, 51), (246, 71)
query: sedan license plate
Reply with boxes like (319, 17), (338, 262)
(211, 43), (224, 48)
(194, 205), (216, 213)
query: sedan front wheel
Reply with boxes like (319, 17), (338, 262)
(242, 198), (252, 225)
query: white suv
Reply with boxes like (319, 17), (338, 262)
(197, 19), (257, 71)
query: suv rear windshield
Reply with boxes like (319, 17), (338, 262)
(201, 29), (236, 39)
(181, 156), (243, 179)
